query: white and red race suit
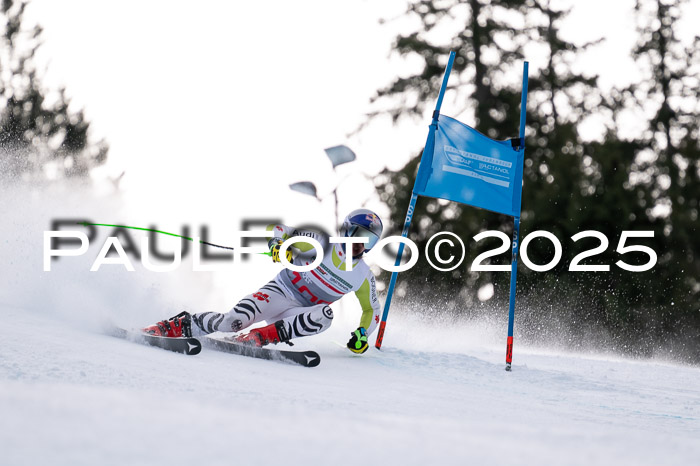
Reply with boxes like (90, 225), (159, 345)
(190, 224), (382, 341)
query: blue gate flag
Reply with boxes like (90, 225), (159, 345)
(375, 52), (529, 373)
(414, 115), (524, 218)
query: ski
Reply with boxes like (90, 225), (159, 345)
(202, 337), (320, 367)
(106, 326), (202, 355)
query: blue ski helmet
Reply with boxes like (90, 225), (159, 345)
(340, 208), (383, 253)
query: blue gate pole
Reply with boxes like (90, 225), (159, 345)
(505, 61), (529, 371)
(374, 193), (416, 349)
(375, 51), (456, 350)
(505, 217), (521, 371)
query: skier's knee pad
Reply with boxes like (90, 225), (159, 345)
(322, 305), (333, 321)
(313, 305), (334, 331)
(220, 314), (244, 332)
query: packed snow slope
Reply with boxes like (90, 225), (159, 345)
(1, 185), (699, 465)
(1, 304), (699, 466)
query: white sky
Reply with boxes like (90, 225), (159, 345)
(25, 1), (416, 229)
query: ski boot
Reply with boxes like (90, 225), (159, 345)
(233, 320), (291, 347)
(143, 311), (192, 338)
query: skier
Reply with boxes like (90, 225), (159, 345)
(143, 209), (384, 354)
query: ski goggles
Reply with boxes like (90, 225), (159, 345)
(347, 225), (380, 250)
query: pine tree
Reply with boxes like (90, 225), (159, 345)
(369, 0), (700, 359)
(609, 0), (700, 355)
(371, 0), (601, 319)
(0, 0), (108, 182)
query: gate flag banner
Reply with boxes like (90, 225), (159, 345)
(414, 115), (524, 217)
(374, 50), (528, 372)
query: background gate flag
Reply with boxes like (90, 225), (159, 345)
(375, 50), (529, 372)
(414, 115), (524, 218)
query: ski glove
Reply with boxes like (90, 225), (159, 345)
(269, 238), (293, 263)
(347, 327), (368, 354)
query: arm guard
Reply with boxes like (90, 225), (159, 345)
(355, 273), (381, 336)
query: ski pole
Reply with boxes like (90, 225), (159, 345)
(78, 222), (273, 254)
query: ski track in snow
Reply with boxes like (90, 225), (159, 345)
(1, 306), (699, 466)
